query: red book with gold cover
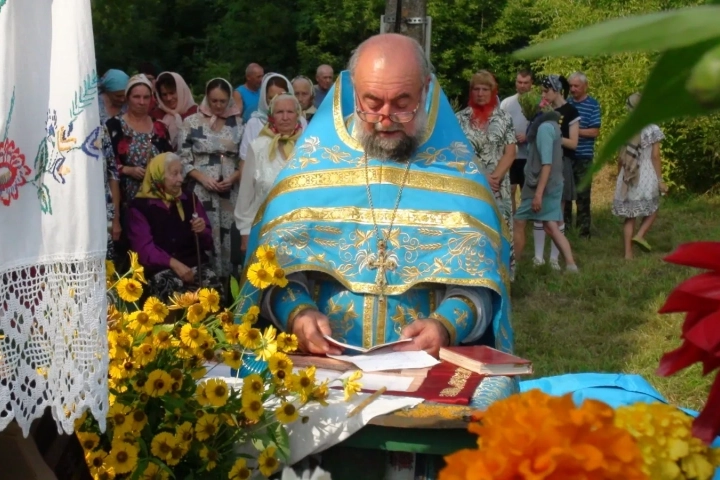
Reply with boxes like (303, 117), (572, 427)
(439, 346), (533, 376)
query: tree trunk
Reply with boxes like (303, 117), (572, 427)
(384, 0), (427, 50)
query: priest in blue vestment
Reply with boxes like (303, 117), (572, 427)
(237, 33), (513, 360)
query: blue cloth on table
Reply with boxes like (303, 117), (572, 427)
(520, 373), (720, 479)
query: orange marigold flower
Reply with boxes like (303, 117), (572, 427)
(440, 390), (648, 480)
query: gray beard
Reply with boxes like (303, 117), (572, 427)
(354, 107), (428, 163)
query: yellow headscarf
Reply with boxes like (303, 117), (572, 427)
(259, 93), (303, 160)
(135, 153), (186, 220)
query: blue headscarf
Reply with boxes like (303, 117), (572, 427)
(99, 69), (129, 93)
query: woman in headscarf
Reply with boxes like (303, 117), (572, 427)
(612, 93), (667, 259)
(532, 74), (580, 269)
(127, 153), (221, 300)
(235, 93), (305, 255)
(291, 75), (317, 122)
(152, 72), (198, 148)
(106, 74), (172, 207)
(98, 69), (129, 125)
(178, 78), (243, 284)
(456, 70), (517, 268)
(239, 73), (307, 163)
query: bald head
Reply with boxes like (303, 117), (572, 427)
(315, 64), (334, 91)
(245, 63), (264, 91)
(349, 34), (431, 162)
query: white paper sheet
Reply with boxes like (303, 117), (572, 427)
(328, 350), (440, 372)
(339, 371), (415, 392)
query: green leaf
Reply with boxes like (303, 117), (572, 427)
(274, 423), (291, 462)
(515, 6), (720, 59)
(230, 276), (240, 300)
(33, 139), (48, 181)
(37, 184), (52, 214)
(589, 38), (720, 178)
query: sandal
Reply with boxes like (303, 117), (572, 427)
(632, 237), (652, 252)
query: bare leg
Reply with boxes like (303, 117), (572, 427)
(623, 218), (635, 259)
(514, 219), (528, 260)
(511, 184), (518, 213)
(544, 221), (576, 267)
(635, 212), (658, 240)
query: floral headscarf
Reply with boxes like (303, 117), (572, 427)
(135, 153), (186, 220)
(259, 93), (303, 160)
(198, 78), (241, 130)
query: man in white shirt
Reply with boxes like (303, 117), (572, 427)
(500, 69), (533, 212)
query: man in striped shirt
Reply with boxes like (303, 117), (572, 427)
(566, 72), (602, 238)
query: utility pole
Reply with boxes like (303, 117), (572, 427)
(383, 0), (431, 60)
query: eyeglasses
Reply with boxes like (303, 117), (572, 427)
(355, 96), (423, 124)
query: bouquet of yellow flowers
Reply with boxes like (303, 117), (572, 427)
(439, 390), (720, 480)
(76, 248), (359, 480)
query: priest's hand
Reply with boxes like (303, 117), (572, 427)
(292, 308), (343, 355)
(394, 319), (451, 358)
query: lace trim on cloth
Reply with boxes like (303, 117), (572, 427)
(0, 254), (108, 435)
(612, 197), (659, 219)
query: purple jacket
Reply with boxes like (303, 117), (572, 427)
(127, 193), (213, 275)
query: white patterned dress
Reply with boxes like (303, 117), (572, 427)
(612, 125), (664, 218)
(179, 113), (244, 279)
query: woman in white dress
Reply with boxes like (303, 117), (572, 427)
(612, 93), (668, 259)
(235, 93), (305, 255)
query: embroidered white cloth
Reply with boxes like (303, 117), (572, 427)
(0, 0), (108, 435)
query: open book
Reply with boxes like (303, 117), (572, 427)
(323, 335), (412, 354)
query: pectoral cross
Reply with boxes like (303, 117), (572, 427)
(367, 240), (398, 303)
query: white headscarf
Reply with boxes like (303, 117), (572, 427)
(251, 73), (294, 123)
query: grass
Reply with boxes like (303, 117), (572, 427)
(511, 167), (719, 410)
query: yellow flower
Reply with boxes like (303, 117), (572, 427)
(107, 403), (132, 435)
(217, 309), (234, 324)
(255, 245), (279, 266)
(229, 458), (252, 480)
(343, 370), (363, 401)
(128, 311), (155, 334)
(145, 369), (173, 397)
(143, 296), (169, 323)
(268, 352), (293, 375)
(257, 445), (279, 477)
(129, 251), (147, 284)
(150, 431), (176, 461)
(141, 462), (169, 480)
(222, 349), (243, 369)
(199, 446), (220, 471)
(133, 342), (157, 367)
(106, 440), (138, 475)
(179, 323), (209, 349)
(198, 288), (221, 313)
(152, 329), (172, 349)
(175, 421), (194, 446)
(195, 413), (219, 441)
(277, 332), (299, 353)
(129, 409), (148, 432)
(77, 431), (100, 451)
(186, 302), (208, 323)
(270, 266), (289, 288)
(168, 291), (198, 310)
(241, 393), (265, 422)
(615, 402), (720, 480)
(116, 278), (142, 303)
(237, 322), (263, 350)
(105, 260), (116, 279)
(85, 449), (108, 474)
(292, 366), (317, 401)
(246, 262), (273, 289)
(242, 310), (259, 325)
(242, 374), (265, 399)
(275, 401), (299, 424)
(255, 326), (278, 361)
(311, 380), (330, 406)
(223, 324), (241, 345)
(92, 465), (116, 480)
(204, 378), (230, 407)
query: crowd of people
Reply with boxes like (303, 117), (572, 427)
(98, 55), (667, 302)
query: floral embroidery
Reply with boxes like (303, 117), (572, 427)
(81, 127), (102, 159)
(0, 139), (30, 206)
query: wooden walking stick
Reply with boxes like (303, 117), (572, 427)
(191, 193), (203, 287)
